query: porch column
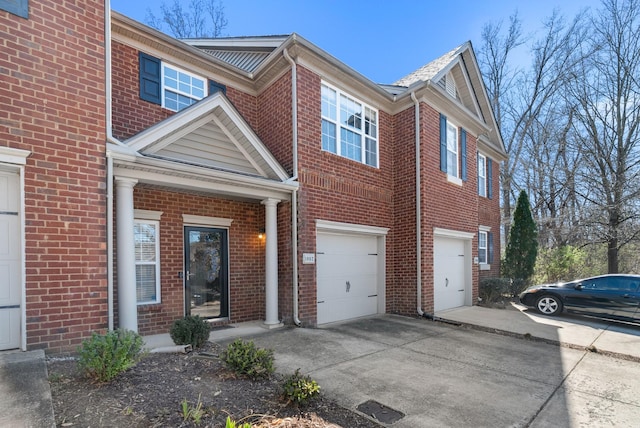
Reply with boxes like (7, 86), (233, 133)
(262, 198), (281, 327)
(115, 177), (138, 332)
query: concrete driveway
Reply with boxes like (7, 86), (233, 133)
(214, 314), (640, 427)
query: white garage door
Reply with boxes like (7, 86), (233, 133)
(434, 236), (467, 312)
(317, 232), (379, 324)
(0, 171), (21, 350)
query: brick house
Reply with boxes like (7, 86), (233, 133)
(1, 2), (506, 353)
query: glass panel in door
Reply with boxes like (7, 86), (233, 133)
(184, 227), (228, 318)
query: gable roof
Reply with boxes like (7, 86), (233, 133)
(125, 91), (290, 181)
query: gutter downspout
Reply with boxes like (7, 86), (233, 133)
(411, 92), (431, 320)
(105, 0), (114, 331)
(283, 48), (301, 326)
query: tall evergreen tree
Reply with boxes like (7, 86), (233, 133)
(504, 190), (538, 292)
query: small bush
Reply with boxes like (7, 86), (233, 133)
(282, 369), (320, 405)
(225, 416), (252, 428)
(479, 277), (511, 304)
(77, 329), (144, 382)
(170, 315), (210, 349)
(220, 339), (274, 379)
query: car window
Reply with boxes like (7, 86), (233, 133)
(583, 277), (621, 291)
(622, 279), (639, 293)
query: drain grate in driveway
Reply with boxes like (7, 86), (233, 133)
(357, 400), (404, 424)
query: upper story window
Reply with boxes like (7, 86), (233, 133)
(321, 82), (379, 167)
(478, 154), (487, 197)
(439, 113), (467, 183)
(162, 64), (206, 111)
(477, 152), (493, 199)
(139, 52), (225, 112)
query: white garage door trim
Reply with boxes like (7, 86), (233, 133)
(0, 147), (30, 351)
(433, 228), (474, 313)
(316, 220), (388, 325)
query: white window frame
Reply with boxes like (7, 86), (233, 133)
(134, 213), (162, 305)
(446, 120), (460, 182)
(321, 82), (379, 167)
(162, 63), (207, 112)
(478, 153), (487, 197)
(478, 230), (488, 265)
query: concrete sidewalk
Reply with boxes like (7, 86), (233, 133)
(0, 350), (55, 428)
(436, 302), (640, 360)
(2, 305), (640, 427)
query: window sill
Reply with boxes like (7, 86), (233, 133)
(479, 264), (491, 271)
(447, 174), (463, 186)
(137, 303), (163, 312)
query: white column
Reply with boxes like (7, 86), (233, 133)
(115, 177), (138, 332)
(262, 198), (281, 327)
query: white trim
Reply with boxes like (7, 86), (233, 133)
(480, 264), (491, 271)
(447, 175), (463, 186)
(479, 225), (492, 232)
(134, 209), (163, 221)
(316, 219), (389, 236)
(182, 214), (233, 228)
(433, 227), (475, 240)
(0, 147), (30, 165)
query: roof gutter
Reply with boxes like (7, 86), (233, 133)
(283, 48), (301, 326)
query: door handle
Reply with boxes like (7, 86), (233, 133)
(346, 281), (351, 293)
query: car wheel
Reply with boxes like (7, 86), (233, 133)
(536, 295), (563, 316)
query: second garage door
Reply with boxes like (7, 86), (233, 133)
(316, 232), (379, 324)
(434, 236), (468, 312)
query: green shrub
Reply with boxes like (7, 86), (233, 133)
(77, 329), (144, 382)
(170, 315), (210, 349)
(220, 339), (274, 379)
(282, 369), (320, 405)
(479, 277), (511, 304)
(225, 416), (252, 428)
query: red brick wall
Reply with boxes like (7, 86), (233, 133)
(420, 103), (479, 311)
(478, 158), (502, 279)
(130, 187), (266, 335)
(391, 106), (418, 315)
(293, 66), (395, 325)
(0, 1), (107, 353)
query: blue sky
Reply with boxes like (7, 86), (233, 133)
(110, 0), (601, 84)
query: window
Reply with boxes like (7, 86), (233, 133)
(0, 0), (28, 18)
(134, 220), (160, 304)
(321, 82), (379, 167)
(478, 154), (486, 197)
(478, 228), (493, 268)
(478, 231), (488, 264)
(139, 53), (225, 111)
(478, 153), (493, 198)
(162, 64), (206, 111)
(439, 114), (467, 181)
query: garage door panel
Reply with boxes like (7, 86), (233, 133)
(317, 231), (380, 324)
(434, 236), (467, 312)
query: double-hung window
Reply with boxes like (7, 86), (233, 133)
(478, 227), (493, 269)
(440, 113), (467, 183)
(478, 231), (488, 264)
(162, 64), (206, 111)
(321, 82), (379, 167)
(478, 154), (487, 197)
(139, 53), (226, 112)
(134, 218), (161, 304)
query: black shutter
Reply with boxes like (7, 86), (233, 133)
(487, 158), (493, 199)
(209, 79), (226, 95)
(461, 129), (467, 181)
(440, 114), (447, 172)
(0, 0), (28, 18)
(139, 52), (161, 105)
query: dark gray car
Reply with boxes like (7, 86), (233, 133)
(519, 274), (640, 322)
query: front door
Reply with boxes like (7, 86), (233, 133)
(184, 227), (228, 319)
(0, 170), (21, 350)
